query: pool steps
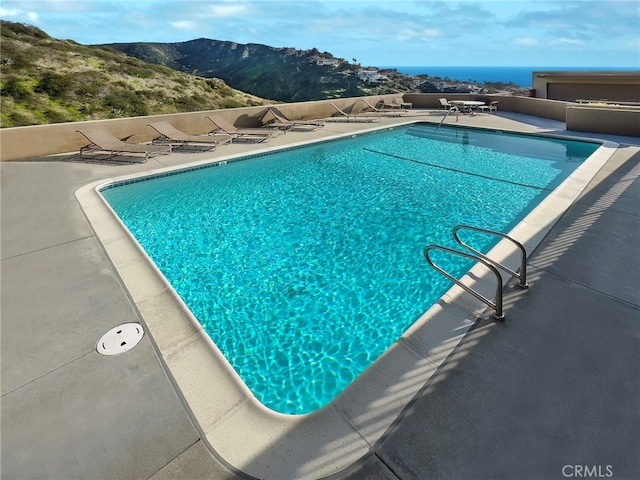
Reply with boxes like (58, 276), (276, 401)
(424, 224), (530, 320)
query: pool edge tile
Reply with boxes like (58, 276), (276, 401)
(165, 330), (252, 435)
(136, 288), (204, 354)
(402, 297), (478, 362)
(333, 341), (437, 445)
(205, 400), (369, 480)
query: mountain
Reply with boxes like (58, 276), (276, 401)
(100, 39), (417, 102)
(0, 21), (270, 128)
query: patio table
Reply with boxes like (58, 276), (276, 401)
(450, 100), (485, 115)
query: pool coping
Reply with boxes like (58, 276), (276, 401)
(74, 123), (618, 480)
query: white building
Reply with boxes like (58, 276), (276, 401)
(314, 57), (340, 66)
(357, 69), (387, 83)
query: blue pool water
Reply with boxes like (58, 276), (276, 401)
(102, 124), (599, 414)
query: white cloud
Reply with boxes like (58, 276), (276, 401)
(207, 4), (251, 18)
(513, 37), (539, 46)
(550, 37), (584, 46)
(397, 28), (442, 42)
(171, 20), (196, 30)
(0, 7), (39, 22)
(0, 7), (21, 16)
(511, 0), (639, 39)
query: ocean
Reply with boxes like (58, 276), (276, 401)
(379, 66), (634, 88)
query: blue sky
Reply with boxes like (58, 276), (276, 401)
(1, 0), (638, 67)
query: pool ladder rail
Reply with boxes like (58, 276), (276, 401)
(436, 106), (459, 130)
(424, 225), (529, 321)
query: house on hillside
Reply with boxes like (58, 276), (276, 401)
(432, 80), (481, 94)
(314, 57), (340, 67)
(357, 69), (387, 83)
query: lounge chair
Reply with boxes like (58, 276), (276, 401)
(262, 107), (324, 131)
(361, 98), (406, 116)
(376, 98), (402, 110)
(478, 101), (499, 113)
(325, 103), (381, 123)
(147, 121), (232, 149)
(378, 97), (412, 110)
(77, 125), (171, 162)
(393, 97), (412, 109)
(205, 114), (275, 143)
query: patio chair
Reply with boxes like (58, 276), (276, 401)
(262, 107), (325, 131)
(325, 103), (381, 123)
(439, 98), (452, 110)
(449, 100), (472, 114)
(376, 98), (403, 110)
(391, 97), (412, 109)
(148, 121), (232, 149)
(361, 98), (406, 116)
(478, 101), (499, 113)
(377, 97), (412, 110)
(205, 114), (274, 142)
(77, 125), (171, 162)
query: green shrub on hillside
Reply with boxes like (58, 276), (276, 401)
(34, 72), (73, 97)
(1, 77), (34, 102)
(217, 98), (244, 109)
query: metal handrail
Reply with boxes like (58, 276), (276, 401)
(435, 106), (459, 130)
(452, 224), (529, 289)
(424, 245), (505, 321)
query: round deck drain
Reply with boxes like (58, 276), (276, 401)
(97, 323), (144, 356)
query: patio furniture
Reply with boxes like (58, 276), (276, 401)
(205, 114), (274, 142)
(325, 103), (381, 122)
(377, 97), (412, 110)
(450, 100), (485, 115)
(376, 98), (403, 110)
(262, 107), (324, 131)
(77, 125), (171, 162)
(148, 121), (232, 149)
(361, 98), (406, 116)
(478, 101), (499, 113)
(391, 97), (413, 109)
(439, 98), (452, 110)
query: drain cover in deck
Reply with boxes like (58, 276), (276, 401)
(97, 323), (144, 356)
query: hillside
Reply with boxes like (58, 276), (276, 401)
(0, 21), (507, 129)
(101, 39), (417, 102)
(0, 21), (270, 128)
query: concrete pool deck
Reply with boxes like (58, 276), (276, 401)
(1, 110), (639, 479)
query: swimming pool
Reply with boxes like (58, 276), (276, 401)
(101, 124), (599, 414)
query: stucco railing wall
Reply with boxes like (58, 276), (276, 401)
(566, 105), (640, 137)
(464, 95), (567, 121)
(532, 71), (640, 101)
(402, 93), (568, 122)
(0, 95), (390, 162)
(3, 93), (636, 161)
(0, 108), (258, 162)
